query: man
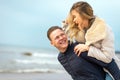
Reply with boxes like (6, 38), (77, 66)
(47, 26), (120, 80)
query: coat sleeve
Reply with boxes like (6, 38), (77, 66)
(88, 46), (113, 63)
(87, 26), (115, 63)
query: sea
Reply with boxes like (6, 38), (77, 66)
(0, 46), (64, 73)
(0, 46), (120, 73)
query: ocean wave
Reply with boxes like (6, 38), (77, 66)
(15, 59), (59, 65)
(0, 68), (65, 73)
(32, 52), (57, 58)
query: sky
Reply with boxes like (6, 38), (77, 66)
(0, 0), (120, 51)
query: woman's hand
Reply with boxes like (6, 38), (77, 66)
(74, 43), (89, 56)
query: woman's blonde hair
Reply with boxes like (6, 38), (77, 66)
(65, 13), (85, 43)
(70, 1), (94, 20)
(65, 1), (94, 43)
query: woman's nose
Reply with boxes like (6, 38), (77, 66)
(73, 18), (76, 23)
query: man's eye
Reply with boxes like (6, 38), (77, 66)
(61, 33), (65, 36)
(61, 34), (64, 36)
(55, 36), (59, 40)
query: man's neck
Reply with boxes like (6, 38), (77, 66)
(59, 48), (67, 53)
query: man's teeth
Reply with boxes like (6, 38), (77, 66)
(60, 40), (65, 44)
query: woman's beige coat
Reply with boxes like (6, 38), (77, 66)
(85, 17), (120, 67)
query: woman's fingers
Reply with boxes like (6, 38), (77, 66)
(74, 47), (81, 56)
(77, 50), (81, 56)
(74, 48), (79, 54)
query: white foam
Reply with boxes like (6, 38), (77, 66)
(15, 59), (59, 65)
(32, 52), (57, 58)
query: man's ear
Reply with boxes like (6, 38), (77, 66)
(50, 41), (54, 46)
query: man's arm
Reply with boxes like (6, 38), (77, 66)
(80, 51), (120, 80)
(80, 51), (108, 67)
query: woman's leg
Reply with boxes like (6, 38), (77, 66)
(105, 59), (120, 80)
(106, 73), (113, 80)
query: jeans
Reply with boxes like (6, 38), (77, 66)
(106, 73), (113, 80)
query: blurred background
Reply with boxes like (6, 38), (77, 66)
(0, 0), (120, 73)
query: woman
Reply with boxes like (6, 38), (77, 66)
(63, 1), (120, 80)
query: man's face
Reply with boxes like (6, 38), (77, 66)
(50, 29), (68, 51)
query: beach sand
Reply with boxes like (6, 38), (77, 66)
(0, 72), (72, 80)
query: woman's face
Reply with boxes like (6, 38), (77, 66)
(71, 10), (88, 30)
